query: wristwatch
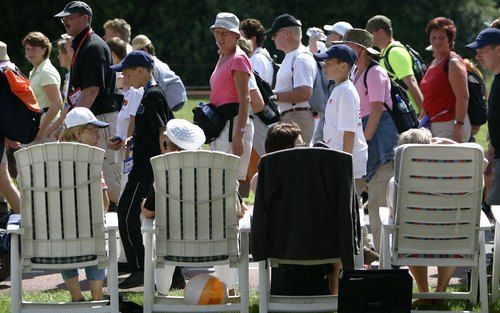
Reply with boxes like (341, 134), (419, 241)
(236, 127), (247, 133)
(453, 120), (465, 126)
(270, 94), (278, 101)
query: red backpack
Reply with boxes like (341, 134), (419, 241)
(0, 66), (42, 143)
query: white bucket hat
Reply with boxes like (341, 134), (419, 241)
(64, 107), (109, 129)
(210, 12), (240, 35)
(164, 119), (205, 151)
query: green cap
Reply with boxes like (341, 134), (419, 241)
(366, 15), (392, 33)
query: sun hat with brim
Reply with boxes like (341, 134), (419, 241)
(210, 12), (240, 35)
(466, 28), (500, 50)
(64, 107), (109, 129)
(54, 1), (92, 18)
(323, 21), (353, 37)
(164, 119), (206, 151)
(333, 28), (380, 55)
(131, 34), (152, 51)
(0, 41), (9, 61)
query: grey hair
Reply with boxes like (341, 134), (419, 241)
(397, 128), (432, 146)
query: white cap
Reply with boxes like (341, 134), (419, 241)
(164, 119), (206, 151)
(64, 107), (109, 129)
(323, 21), (353, 37)
(0, 41), (9, 61)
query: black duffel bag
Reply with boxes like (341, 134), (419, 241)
(193, 102), (238, 144)
(338, 269), (413, 313)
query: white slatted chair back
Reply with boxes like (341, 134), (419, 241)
(15, 142), (107, 271)
(392, 144), (484, 262)
(150, 150), (240, 267)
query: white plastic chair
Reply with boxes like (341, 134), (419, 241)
(491, 205), (500, 304)
(379, 143), (489, 313)
(142, 150), (250, 313)
(8, 142), (119, 313)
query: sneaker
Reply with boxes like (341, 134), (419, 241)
(118, 262), (132, 274)
(118, 270), (144, 289)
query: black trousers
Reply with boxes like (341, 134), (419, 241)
(118, 179), (151, 271)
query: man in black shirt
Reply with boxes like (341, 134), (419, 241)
(467, 28), (500, 204)
(52, 1), (122, 205)
(110, 50), (173, 288)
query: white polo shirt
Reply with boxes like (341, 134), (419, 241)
(250, 47), (274, 86)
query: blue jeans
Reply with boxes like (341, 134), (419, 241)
(362, 111), (398, 182)
(61, 265), (106, 281)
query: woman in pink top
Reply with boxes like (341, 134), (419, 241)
(342, 28), (398, 254)
(209, 13), (252, 165)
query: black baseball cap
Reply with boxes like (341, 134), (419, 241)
(264, 13), (302, 36)
(110, 51), (154, 71)
(54, 1), (93, 18)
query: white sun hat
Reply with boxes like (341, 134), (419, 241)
(164, 119), (206, 151)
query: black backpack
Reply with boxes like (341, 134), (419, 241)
(253, 70), (281, 125)
(0, 66), (42, 143)
(443, 59), (487, 127)
(380, 43), (428, 86)
(363, 61), (419, 134)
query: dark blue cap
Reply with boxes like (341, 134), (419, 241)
(110, 51), (154, 71)
(54, 1), (92, 17)
(466, 28), (500, 50)
(313, 44), (357, 65)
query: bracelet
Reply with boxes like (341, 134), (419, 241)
(453, 120), (465, 126)
(235, 127), (246, 133)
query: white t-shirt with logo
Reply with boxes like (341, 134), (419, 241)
(116, 87), (143, 140)
(274, 45), (317, 112)
(323, 80), (368, 178)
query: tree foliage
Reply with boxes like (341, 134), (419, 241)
(1, 0), (498, 86)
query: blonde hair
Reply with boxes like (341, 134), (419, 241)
(464, 58), (483, 79)
(60, 125), (87, 142)
(103, 18), (131, 43)
(237, 38), (253, 57)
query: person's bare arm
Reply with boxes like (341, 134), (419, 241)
(275, 85), (312, 104)
(103, 189), (110, 212)
(401, 75), (423, 112)
(343, 131), (355, 154)
(249, 89), (265, 113)
(364, 102), (384, 141)
(75, 86), (100, 108)
(448, 58), (469, 143)
(37, 84), (63, 139)
(141, 198), (155, 218)
(232, 70), (250, 156)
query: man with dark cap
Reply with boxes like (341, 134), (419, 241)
(466, 28), (500, 205)
(366, 15), (424, 112)
(266, 13), (317, 146)
(52, 1), (122, 206)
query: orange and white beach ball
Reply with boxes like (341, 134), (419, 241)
(184, 274), (228, 305)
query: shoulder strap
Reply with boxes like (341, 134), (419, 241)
(363, 60), (379, 90)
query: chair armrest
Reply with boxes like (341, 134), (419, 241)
(141, 217), (155, 234)
(480, 209), (492, 230)
(104, 212), (118, 230)
(492, 205), (500, 225)
(379, 207), (394, 229)
(238, 211), (251, 233)
(7, 214), (21, 234)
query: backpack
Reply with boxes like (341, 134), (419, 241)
(292, 51), (330, 113)
(253, 70), (281, 125)
(0, 66), (42, 143)
(443, 58), (487, 126)
(380, 43), (428, 86)
(363, 61), (419, 133)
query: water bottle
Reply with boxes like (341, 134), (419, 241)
(395, 95), (409, 113)
(199, 101), (215, 119)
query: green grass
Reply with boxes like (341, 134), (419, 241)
(1, 288), (499, 313)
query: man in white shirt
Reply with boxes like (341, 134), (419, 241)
(266, 13), (317, 145)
